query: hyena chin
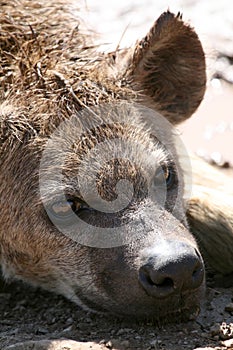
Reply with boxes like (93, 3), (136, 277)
(0, 1), (207, 322)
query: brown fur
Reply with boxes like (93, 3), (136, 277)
(186, 154), (233, 279)
(1, 0), (233, 332)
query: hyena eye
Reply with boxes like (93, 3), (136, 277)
(164, 166), (177, 190)
(49, 199), (89, 220)
(154, 165), (176, 190)
(50, 200), (74, 219)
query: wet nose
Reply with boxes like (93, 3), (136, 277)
(138, 241), (204, 299)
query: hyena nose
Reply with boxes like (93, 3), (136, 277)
(138, 242), (204, 299)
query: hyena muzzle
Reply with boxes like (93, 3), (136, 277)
(0, 0), (207, 321)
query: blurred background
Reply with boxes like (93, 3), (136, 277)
(81, 0), (233, 172)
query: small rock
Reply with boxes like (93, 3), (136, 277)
(116, 328), (125, 336)
(221, 338), (233, 348)
(106, 338), (129, 349)
(106, 340), (113, 349)
(225, 303), (233, 312)
(61, 325), (73, 333)
(36, 327), (49, 335)
(122, 328), (133, 333)
(210, 323), (220, 336)
(213, 335), (219, 341)
(150, 339), (159, 347)
(65, 317), (74, 325)
(220, 322), (233, 340)
(200, 332), (209, 338)
(120, 340), (130, 349)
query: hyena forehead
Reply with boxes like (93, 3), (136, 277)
(43, 103), (177, 175)
(39, 103), (177, 202)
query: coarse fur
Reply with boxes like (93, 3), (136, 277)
(1, 0), (233, 332)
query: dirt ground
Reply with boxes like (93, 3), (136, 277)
(0, 276), (233, 350)
(1, 1), (233, 350)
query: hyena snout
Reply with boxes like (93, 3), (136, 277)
(139, 241), (204, 299)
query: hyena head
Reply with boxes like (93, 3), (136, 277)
(0, 2), (206, 321)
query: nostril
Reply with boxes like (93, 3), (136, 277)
(142, 267), (174, 288)
(159, 277), (174, 289)
(139, 266), (175, 299)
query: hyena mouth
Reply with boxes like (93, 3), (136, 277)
(72, 281), (203, 322)
(72, 288), (110, 314)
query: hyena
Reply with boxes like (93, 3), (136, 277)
(0, 0), (233, 329)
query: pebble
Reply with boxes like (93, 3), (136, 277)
(221, 338), (233, 348)
(213, 335), (219, 341)
(116, 328), (125, 335)
(35, 327), (49, 335)
(61, 325), (73, 333)
(225, 303), (233, 312)
(210, 323), (220, 336)
(106, 339), (130, 349)
(149, 339), (159, 346)
(65, 317), (74, 325)
(106, 340), (113, 349)
(220, 322), (233, 340)
(135, 335), (142, 340)
(121, 340), (130, 348)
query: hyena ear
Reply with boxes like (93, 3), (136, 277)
(124, 11), (206, 124)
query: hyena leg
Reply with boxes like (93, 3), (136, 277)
(186, 155), (233, 286)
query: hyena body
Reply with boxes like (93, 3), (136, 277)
(0, 0), (233, 325)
